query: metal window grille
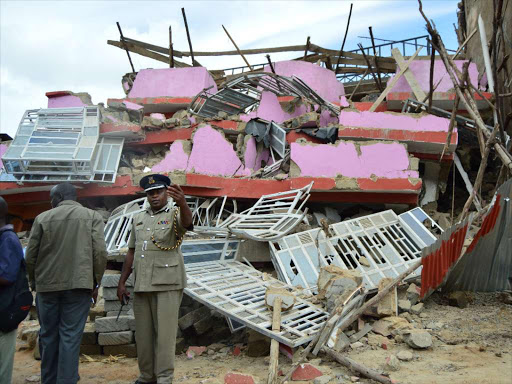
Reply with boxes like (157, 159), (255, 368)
(1, 107), (124, 183)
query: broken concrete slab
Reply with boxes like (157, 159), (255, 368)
(317, 266), (362, 312)
(398, 299), (412, 313)
(410, 303), (424, 315)
(128, 67), (218, 99)
(406, 283), (420, 305)
(46, 91), (93, 108)
(178, 306), (211, 331)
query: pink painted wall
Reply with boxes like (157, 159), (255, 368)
(240, 92), (338, 127)
(388, 60), (485, 93)
(152, 140), (189, 172)
(123, 101), (144, 110)
(291, 141), (418, 179)
(263, 61), (349, 106)
(47, 95), (87, 108)
(243, 137), (271, 171)
(339, 110), (452, 132)
(128, 68), (218, 98)
(186, 125), (250, 177)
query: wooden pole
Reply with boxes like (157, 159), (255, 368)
(368, 26), (383, 89)
(222, 25), (254, 71)
(267, 297), (282, 384)
(358, 44), (383, 92)
(348, 69), (369, 101)
(459, 126), (499, 220)
(418, 0), (512, 171)
(428, 40), (436, 113)
(116, 22), (136, 73)
(169, 26), (174, 68)
(335, 3), (353, 74)
(324, 348), (393, 384)
(440, 95), (460, 161)
(303, 36), (310, 60)
(181, 8), (196, 66)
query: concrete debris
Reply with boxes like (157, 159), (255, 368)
(410, 303), (424, 315)
(384, 355), (401, 371)
(398, 299), (412, 313)
(377, 278), (397, 317)
(406, 283), (421, 305)
(446, 291), (472, 309)
(396, 350), (414, 361)
(403, 330), (432, 349)
(317, 265), (362, 312)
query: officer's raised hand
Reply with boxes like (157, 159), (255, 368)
(166, 185), (186, 207)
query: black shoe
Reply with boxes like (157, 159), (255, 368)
(134, 381), (157, 384)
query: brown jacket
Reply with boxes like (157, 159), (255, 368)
(25, 200), (107, 292)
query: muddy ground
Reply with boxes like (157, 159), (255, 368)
(11, 292), (512, 384)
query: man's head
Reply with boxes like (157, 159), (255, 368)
(0, 196), (7, 226)
(50, 183), (77, 208)
(139, 174), (171, 212)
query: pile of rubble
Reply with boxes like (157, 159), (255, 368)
(3, 0), (512, 382)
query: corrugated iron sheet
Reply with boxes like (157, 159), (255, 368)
(420, 219), (470, 299)
(444, 178), (512, 292)
(420, 178), (512, 298)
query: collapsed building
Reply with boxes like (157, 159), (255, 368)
(3, 1), (512, 381)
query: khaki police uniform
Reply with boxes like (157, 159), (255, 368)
(128, 203), (189, 384)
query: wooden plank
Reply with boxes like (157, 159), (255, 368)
(392, 48), (427, 101)
(123, 37), (184, 58)
(368, 47), (422, 112)
(453, 154), (482, 210)
(108, 40), (191, 68)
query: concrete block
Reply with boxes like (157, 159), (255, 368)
(317, 265), (362, 312)
(192, 316), (213, 335)
(410, 303), (424, 315)
(101, 273), (133, 288)
(128, 317), (136, 331)
(377, 278), (397, 317)
(106, 310), (129, 317)
(95, 316), (133, 333)
(89, 305), (106, 322)
(80, 344), (102, 355)
(406, 283), (420, 305)
(104, 300), (133, 313)
(178, 306), (211, 331)
(246, 330), (270, 357)
(81, 323), (97, 345)
(98, 331), (134, 346)
(103, 344), (137, 358)
(103, 287), (134, 301)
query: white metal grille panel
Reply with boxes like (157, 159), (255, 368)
(270, 209), (437, 292)
(184, 260), (329, 347)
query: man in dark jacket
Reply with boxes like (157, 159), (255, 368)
(0, 196), (24, 384)
(26, 183), (107, 384)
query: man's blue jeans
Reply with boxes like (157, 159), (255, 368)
(36, 289), (91, 384)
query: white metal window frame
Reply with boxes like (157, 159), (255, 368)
(269, 209), (438, 292)
(184, 260), (329, 347)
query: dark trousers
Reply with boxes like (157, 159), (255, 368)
(36, 289), (91, 384)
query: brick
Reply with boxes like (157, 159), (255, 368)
(81, 323), (97, 345)
(80, 344), (102, 355)
(103, 344), (137, 358)
(186, 346), (206, 359)
(98, 331), (134, 346)
(178, 306), (211, 331)
(104, 300), (133, 313)
(291, 364), (323, 381)
(224, 373), (255, 384)
(101, 273), (133, 288)
(95, 316), (133, 333)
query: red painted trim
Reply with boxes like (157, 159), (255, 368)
(210, 120), (239, 131)
(410, 152), (454, 162)
(357, 178), (421, 192)
(286, 131), (324, 144)
(108, 97), (193, 106)
(128, 127), (194, 146)
(387, 91), (492, 101)
(353, 102), (388, 112)
(338, 127), (458, 145)
(45, 91), (72, 98)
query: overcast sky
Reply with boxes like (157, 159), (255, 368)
(0, 1), (459, 137)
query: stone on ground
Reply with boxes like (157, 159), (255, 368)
(447, 291), (471, 308)
(314, 375), (333, 384)
(404, 330), (432, 349)
(397, 350), (413, 361)
(398, 299), (412, 313)
(385, 355), (401, 371)
(410, 302), (424, 315)
(406, 283), (420, 305)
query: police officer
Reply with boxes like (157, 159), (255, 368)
(117, 174), (193, 384)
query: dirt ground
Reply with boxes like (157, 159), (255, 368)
(11, 292), (512, 384)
